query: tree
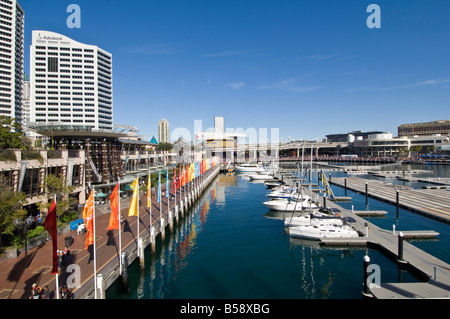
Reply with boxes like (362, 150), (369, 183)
(0, 116), (24, 150)
(156, 142), (173, 151)
(0, 178), (27, 248)
(37, 174), (77, 221)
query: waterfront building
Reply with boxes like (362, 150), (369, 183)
(0, 0), (24, 122)
(158, 118), (169, 143)
(1, 124), (172, 210)
(29, 31), (113, 131)
(326, 131), (389, 143)
(409, 135), (449, 151)
(352, 133), (410, 157)
(398, 120), (450, 137)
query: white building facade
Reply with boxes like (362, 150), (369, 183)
(0, 0), (24, 121)
(29, 31), (113, 130)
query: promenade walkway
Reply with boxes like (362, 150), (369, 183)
(0, 166), (219, 299)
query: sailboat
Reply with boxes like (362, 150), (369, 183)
(288, 224), (359, 240)
(284, 211), (344, 227)
(263, 194), (317, 212)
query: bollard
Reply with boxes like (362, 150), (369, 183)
(362, 255), (373, 298)
(169, 210), (174, 233)
(121, 252), (128, 291)
(160, 218), (165, 241)
(365, 182), (368, 197)
(96, 274), (105, 299)
(351, 205), (354, 213)
(393, 224), (396, 236)
(396, 190), (399, 207)
(397, 232), (406, 264)
(150, 226), (156, 254)
(344, 177), (347, 196)
(434, 266), (438, 283)
(323, 195), (327, 208)
(364, 222), (369, 238)
(138, 237), (145, 270)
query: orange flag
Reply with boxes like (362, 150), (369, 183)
(108, 183), (120, 230)
(82, 190), (95, 249)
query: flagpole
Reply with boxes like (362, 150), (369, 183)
(137, 178), (140, 251)
(93, 186), (98, 299)
(54, 194), (59, 299)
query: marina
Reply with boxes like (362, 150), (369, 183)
(328, 176), (450, 224)
(102, 162), (450, 299)
(270, 170), (450, 298)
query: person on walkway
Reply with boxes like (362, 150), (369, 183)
(60, 285), (74, 299)
(30, 283), (42, 299)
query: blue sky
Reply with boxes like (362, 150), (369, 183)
(20, 0), (450, 142)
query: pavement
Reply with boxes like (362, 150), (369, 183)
(0, 177), (202, 299)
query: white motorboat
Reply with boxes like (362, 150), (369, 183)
(267, 190), (302, 200)
(263, 196), (317, 212)
(284, 212), (344, 227)
(249, 173), (276, 181)
(288, 224), (359, 240)
(234, 163), (264, 173)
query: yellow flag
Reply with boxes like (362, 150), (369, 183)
(128, 177), (139, 217)
(147, 173), (151, 208)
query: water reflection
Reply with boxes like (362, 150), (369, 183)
(143, 183), (217, 299)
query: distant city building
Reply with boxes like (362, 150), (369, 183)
(29, 30), (113, 131)
(214, 116), (224, 134)
(0, 0), (25, 122)
(398, 120), (450, 137)
(158, 118), (169, 143)
(195, 116), (246, 162)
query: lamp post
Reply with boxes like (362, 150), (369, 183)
(15, 216), (34, 269)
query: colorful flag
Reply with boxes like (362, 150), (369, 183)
(147, 173), (151, 208)
(108, 183), (120, 230)
(82, 190), (95, 249)
(128, 177), (139, 217)
(166, 169), (169, 199)
(157, 171), (161, 203)
(43, 199), (58, 274)
(173, 168), (177, 193)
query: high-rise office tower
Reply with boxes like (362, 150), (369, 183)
(0, 0), (24, 122)
(158, 118), (169, 143)
(30, 31), (113, 130)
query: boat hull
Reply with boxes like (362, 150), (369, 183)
(288, 225), (359, 240)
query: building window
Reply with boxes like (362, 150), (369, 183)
(47, 57), (58, 73)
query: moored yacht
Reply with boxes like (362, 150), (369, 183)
(288, 224), (359, 240)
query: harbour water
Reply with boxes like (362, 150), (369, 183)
(106, 164), (450, 299)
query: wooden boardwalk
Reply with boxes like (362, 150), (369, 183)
(329, 176), (450, 224)
(272, 171), (450, 299)
(0, 165), (220, 299)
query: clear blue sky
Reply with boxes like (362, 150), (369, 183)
(21, 0), (450, 142)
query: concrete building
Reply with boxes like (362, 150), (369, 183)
(398, 120), (450, 137)
(0, 0), (24, 122)
(352, 133), (410, 157)
(158, 118), (169, 143)
(326, 131), (388, 143)
(29, 30), (113, 131)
